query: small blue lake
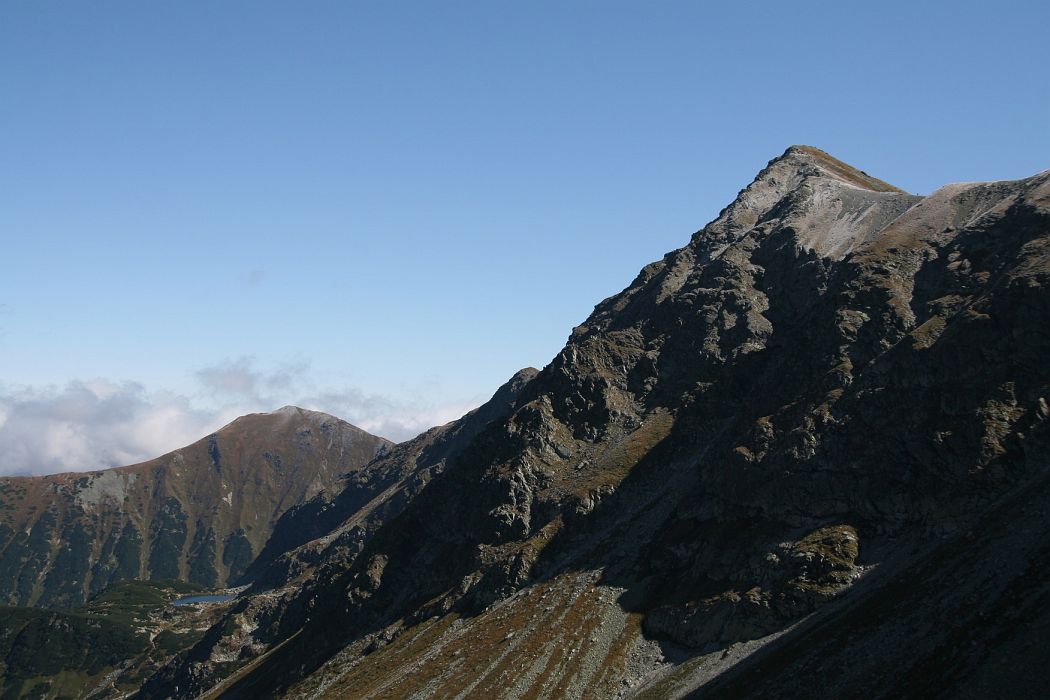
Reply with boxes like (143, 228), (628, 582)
(172, 594), (236, 606)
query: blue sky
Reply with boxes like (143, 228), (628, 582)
(1, 1), (1048, 472)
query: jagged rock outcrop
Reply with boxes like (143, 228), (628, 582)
(0, 407), (391, 607)
(128, 146), (1050, 698)
(644, 524), (863, 647)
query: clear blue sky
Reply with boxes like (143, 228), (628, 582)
(1, 1), (1048, 469)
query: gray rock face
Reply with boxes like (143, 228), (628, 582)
(137, 146), (1050, 700)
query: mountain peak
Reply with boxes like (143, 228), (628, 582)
(774, 145), (905, 193)
(212, 406), (385, 444)
(691, 145), (915, 258)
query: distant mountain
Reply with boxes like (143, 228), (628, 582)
(0, 406), (392, 607)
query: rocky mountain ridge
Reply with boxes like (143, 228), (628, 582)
(0, 406), (392, 607)
(134, 145), (1049, 699)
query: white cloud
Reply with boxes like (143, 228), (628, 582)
(298, 389), (483, 445)
(196, 356), (309, 401)
(0, 359), (485, 476)
(0, 381), (223, 476)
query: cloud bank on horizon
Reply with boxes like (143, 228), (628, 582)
(0, 359), (484, 476)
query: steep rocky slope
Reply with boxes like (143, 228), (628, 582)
(132, 146), (1049, 698)
(240, 368), (538, 591)
(0, 407), (392, 607)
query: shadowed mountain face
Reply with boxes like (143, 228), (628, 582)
(134, 147), (1050, 700)
(0, 407), (392, 608)
(26, 146), (1050, 699)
